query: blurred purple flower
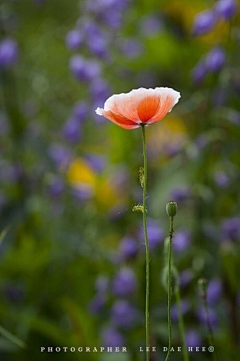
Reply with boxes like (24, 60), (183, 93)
(66, 30), (83, 50)
(88, 294), (107, 314)
(0, 162), (22, 183)
(113, 267), (137, 297)
(186, 330), (202, 348)
(111, 300), (138, 329)
(120, 38), (144, 58)
(170, 187), (190, 202)
(87, 31), (109, 59)
(49, 144), (72, 168)
(192, 10), (217, 36)
(102, 327), (125, 348)
(62, 117), (82, 143)
(215, 0), (237, 20)
(95, 275), (109, 294)
(70, 55), (101, 82)
(71, 184), (94, 201)
(207, 279), (222, 304)
(0, 38), (19, 67)
(139, 219), (165, 251)
(90, 78), (111, 104)
(205, 47), (225, 72)
(197, 307), (218, 329)
(3, 284), (25, 304)
(221, 217), (240, 241)
(47, 176), (64, 197)
(72, 102), (88, 122)
(179, 269), (193, 288)
(101, 11), (123, 29)
(119, 236), (138, 260)
(85, 153), (106, 173)
(191, 61), (207, 84)
(214, 171), (229, 188)
(171, 300), (190, 322)
(141, 15), (163, 36)
(173, 229), (190, 252)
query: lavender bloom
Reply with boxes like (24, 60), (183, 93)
(111, 300), (138, 329)
(95, 275), (109, 294)
(0, 38), (19, 67)
(47, 177), (64, 197)
(101, 11), (123, 29)
(66, 30), (83, 50)
(113, 268), (137, 297)
(192, 10), (217, 36)
(191, 61), (207, 84)
(3, 284), (25, 304)
(215, 0), (237, 20)
(85, 153), (106, 173)
(221, 217), (240, 241)
(71, 184), (94, 201)
(88, 294), (107, 314)
(205, 47), (226, 72)
(70, 55), (101, 82)
(119, 236), (138, 260)
(49, 144), (72, 168)
(207, 279), (222, 304)
(197, 307), (218, 329)
(72, 102), (88, 122)
(87, 29), (109, 59)
(62, 117), (81, 143)
(170, 187), (190, 202)
(173, 230), (190, 252)
(179, 270), (193, 288)
(0, 162), (21, 183)
(90, 78), (111, 104)
(141, 15), (163, 37)
(214, 171), (229, 188)
(102, 327), (125, 348)
(120, 38), (144, 58)
(171, 300), (190, 322)
(139, 219), (164, 251)
(186, 330), (202, 348)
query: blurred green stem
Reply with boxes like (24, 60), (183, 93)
(175, 282), (189, 361)
(203, 293), (218, 361)
(141, 125), (150, 361)
(165, 217), (173, 361)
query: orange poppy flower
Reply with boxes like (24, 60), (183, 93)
(95, 87), (181, 129)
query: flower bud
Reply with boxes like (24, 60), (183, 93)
(166, 201), (178, 218)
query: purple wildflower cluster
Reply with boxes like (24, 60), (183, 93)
(65, 0), (132, 130)
(191, 0), (238, 83)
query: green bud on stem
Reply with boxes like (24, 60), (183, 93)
(166, 201), (178, 218)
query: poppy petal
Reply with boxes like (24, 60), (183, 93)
(96, 108), (140, 130)
(147, 88), (181, 124)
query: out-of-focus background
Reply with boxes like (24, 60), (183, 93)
(0, 0), (240, 360)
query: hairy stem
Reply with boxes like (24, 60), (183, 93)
(141, 125), (150, 361)
(165, 217), (173, 361)
(175, 283), (189, 361)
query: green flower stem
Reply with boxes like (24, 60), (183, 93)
(203, 293), (218, 361)
(175, 283), (189, 361)
(141, 125), (150, 361)
(165, 217), (174, 361)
